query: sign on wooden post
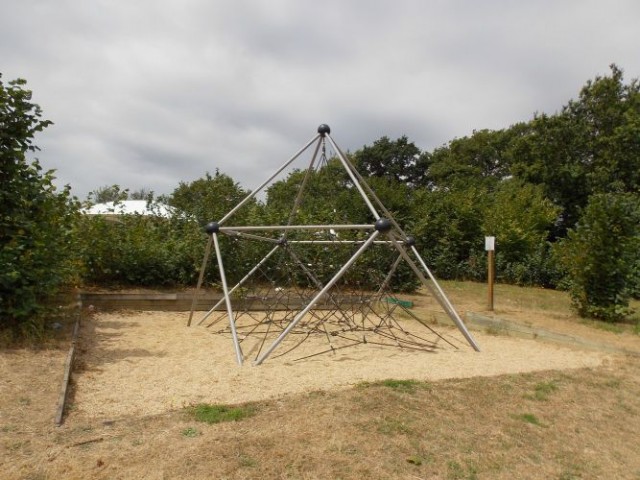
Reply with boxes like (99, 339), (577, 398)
(485, 236), (495, 311)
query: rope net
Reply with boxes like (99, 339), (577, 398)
(198, 230), (466, 363)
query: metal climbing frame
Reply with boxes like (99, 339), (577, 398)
(188, 124), (480, 365)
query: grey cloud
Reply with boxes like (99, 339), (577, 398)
(2, 0), (640, 200)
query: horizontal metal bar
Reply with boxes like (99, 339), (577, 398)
(219, 224), (373, 232)
(285, 240), (404, 244)
(220, 230), (281, 243)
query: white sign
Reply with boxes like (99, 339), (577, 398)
(485, 236), (495, 251)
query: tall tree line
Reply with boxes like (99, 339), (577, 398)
(2, 65), (638, 338)
(80, 64), (640, 320)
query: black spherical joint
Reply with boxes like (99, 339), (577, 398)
(317, 124), (331, 136)
(277, 236), (288, 246)
(405, 236), (416, 247)
(374, 218), (393, 233)
(204, 221), (220, 234)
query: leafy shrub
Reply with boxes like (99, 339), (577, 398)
(496, 243), (563, 287)
(78, 212), (205, 287)
(554, 193), (640, 321)
(0, 75), (80, 337)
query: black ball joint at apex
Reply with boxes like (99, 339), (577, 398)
(205, 222), (220, 234)
(405, 236), (416, 247)
(317, 124), (331, 136)
(277, 236), (288, 246)
(374, 218), (393, 233)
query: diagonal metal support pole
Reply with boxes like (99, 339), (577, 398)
(333, 143), (407, 235)
(212, 232), (244, 365)
(198, 244), (281, 326)
(331, 141), (478, 350)
(286, 246), (356, 328)
(387, 232), (480, 352)
(285, 136), (324, 229)
(376, 253), (404, 297)
(219, 134), (321, 226)
(326, 134), (381, 221)
(254, 230), (381, 365)
(409, 244), (479, 350)
(187, 236), (213, 326)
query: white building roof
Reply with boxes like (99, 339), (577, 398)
(84, 200), (174, 218)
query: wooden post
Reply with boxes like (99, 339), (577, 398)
(485, 236), (495, 311)
(488, 249), (495, 311)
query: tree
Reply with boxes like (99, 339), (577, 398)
(0, 74), (79, 336)
(508, 64), (640, 235)
(169, 170), (251, 225)
(129, 187), (154, 201)
(87, 184), (129, 204)
(483, 179), (561, 285)
(352, 136), (424, 187)
(554, 193), (640, 321)
(168, 170), (261, 284)
(408, 186), (487, 280)
(265, 158), (367, 225)
(426, 127), (521, 189)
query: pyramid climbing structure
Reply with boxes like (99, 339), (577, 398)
(188, 124), (480, 365)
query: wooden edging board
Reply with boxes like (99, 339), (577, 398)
(78, 292), (366, 312)
(55, 307), (81, 426)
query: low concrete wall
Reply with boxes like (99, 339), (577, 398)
(463, 312), (639, 357)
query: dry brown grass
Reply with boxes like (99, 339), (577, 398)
(3, 358), (640, 479)
(2, 282), (640, 479)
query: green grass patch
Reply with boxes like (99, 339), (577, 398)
(187, 403), (256, 424)
(633, 322), (640, 335)
(447, 459), (478, 479)
(516, 413), (543, 426)
(238, 453), (257, 468)
(181, 427), (200, 438)
(582, 319), (625, 334)
(531, 381), (559, 401)
(358, 378), (426, 394)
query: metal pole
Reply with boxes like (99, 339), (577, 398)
(221, 230), (281, 244)
(334, 143), (406, 235)
(187, 236), (213, 326)
(212, 233), (244, 365)
(286, 137), (323, 228)
(219, 224), (373, 232)
(284, 240), (399, 245)
(255, 230), (381, 365)
(377, 254), (404, 296)
(407, 243), (480, 352)
(219, 134), (321, 225)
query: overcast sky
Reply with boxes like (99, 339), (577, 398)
(2, 0), (640, 200)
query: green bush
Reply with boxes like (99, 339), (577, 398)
(554, 193), (640, 321)
(0, 75), (80, 337)
(78, 212), (205, 287)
